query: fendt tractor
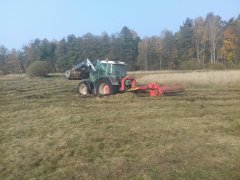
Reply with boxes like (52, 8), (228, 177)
(65, 59), (185, 97)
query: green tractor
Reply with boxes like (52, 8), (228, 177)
(66, 59), (130, 96)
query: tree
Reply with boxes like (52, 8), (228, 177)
(66, 34), (82, 67)
(81, 33), (99, 59)
(109, 33), (121, 61)
(137, 36), (163, 70)
(112, 26), (140, 70)
(97, 32), (111, 59)
(137, 37), (149, 70)
(220, 27), (237, 64)
(38, 39), (56, 71)
(27, 61), (49, 77)
(55, 38), (68, 71)
(3, 49), (20, 73)
(193, 17), (205, 63)
(232, 15), (240, 64)
(176, 18), (194, 62)
(17, 51), (27, 73)
(205, 13), (222, 63)
(0, 45), (8, 73)
(161, 30), (178, 68)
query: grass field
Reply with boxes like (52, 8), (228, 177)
(1, 71), (240, 179)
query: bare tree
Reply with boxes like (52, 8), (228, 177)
(144, 37), (148, 71)
(205, 13), (221, 63)
(0, 45), (8, 73)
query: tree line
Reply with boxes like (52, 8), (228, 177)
(1, 12), (240, 74)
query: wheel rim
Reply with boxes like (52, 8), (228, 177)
(103, 84), (110, 94)
(99, 83), (110, 95)
(65, 70), (71, 79)
(79, 84), (88, 95)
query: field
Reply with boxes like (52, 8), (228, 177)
(1, 70), (240, 179)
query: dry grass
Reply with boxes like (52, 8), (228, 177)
(0, 74), (26, 80)
(1, 71), (240, 179)
(131, 70), (240, 87)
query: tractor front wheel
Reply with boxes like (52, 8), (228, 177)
(78, 82), (90, 96)
(96, 79), (114, 96)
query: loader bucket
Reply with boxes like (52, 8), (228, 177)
(65, 70), (89, 80)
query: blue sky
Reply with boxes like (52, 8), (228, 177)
(0, 0), (239, 50)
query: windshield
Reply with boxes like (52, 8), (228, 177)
(94, 63), (127, 78)
(111, 64), (127, 78)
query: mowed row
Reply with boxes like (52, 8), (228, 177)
(1, 70), (240, 179)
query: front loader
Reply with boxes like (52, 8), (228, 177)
(65, 59), (185, 97)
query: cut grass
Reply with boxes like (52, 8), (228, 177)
(1, 71), (240, 179)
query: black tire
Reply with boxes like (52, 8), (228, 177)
(78, 82), (90, 96)
(96, 79), (114, 96)
(113, 85), (120, 94)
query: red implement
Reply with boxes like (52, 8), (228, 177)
(121, 76), (185, 97)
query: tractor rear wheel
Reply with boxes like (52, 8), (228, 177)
(78, 82), (90, 96)
(96, 79), (114, 96)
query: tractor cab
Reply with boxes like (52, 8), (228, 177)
(90, 60), (127, 83)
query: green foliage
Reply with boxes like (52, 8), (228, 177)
(2, 13), (240, 72)
(137, 36), (164, 70)
(111, 26), (140, 70)
(26, 61), (50, 77)
(227, 63), (240, 69)
(179, 60), (202, 70)
(176, 18), (194, 61)
(207, 62), (226, 70)
(0, 45), (8, 74)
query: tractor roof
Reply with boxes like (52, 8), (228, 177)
(100, 60), (126, 65)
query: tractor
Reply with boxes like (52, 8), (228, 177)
(65, 59), (185, 97)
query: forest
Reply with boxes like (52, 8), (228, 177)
(0, 12), (240, 73)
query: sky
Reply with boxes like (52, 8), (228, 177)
(0, 0), (239, 50)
